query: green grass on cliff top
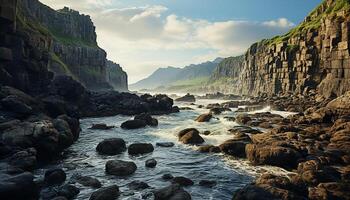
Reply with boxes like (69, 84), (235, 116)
(264, 0), (350, 46)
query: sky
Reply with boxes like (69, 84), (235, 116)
(40, 0), (322, 84)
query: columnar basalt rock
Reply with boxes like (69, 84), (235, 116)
(17, 0), (128, 91)
(238, 0), (350, 97)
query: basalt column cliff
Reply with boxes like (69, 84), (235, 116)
(239, 0), (350, 97)
(17, 0), (128, 91)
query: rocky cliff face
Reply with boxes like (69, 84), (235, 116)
(106, 60), (128, 91)
(17, 0), (128, 91)
(238, 0), (350, 97)
(205, 56), (245, 93)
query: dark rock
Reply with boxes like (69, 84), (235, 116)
(121, 119), (147, 129)
(45, 168), (66, 186)
(202, 131), (211, 135)
(235, 114), (252, 125)
(156, 142), (175, 147)
(96, 138), (126, 155)
(134, 113), (158, 126)
(175, 93), (195, 102)
(89, 123), (114, 130)
(195, 113), (212, 122)
(75, 175), (101, 188)
(172, 177), (194, 186)
(127, 180), (150, 190)
(199, 180), (217, 187)
(89, 185), (120, 200)
(105, 160), (137, 176)
(128, 143), (154, 155)
(0, 172), (38, 200)
(58, 184), (80, 199)
(219, 139), (249, 158)
(162, 174), (174, 180)
(198, 145), (221, 153)
(8, 148), (37, 171)
(178, 128), (204, 144)
(153, 184), (191, 200)
(145, 158), (157, 168)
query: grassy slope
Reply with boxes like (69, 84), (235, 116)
(264, 0), (350, 46)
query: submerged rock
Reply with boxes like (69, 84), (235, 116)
(134, 113), (158, 126)
(127, 180), (150, 190)
(105, 160), (137, 176)
(172, 177), (194, 186)
(74, 175), (102, 188)
(156, 142), (175, 147)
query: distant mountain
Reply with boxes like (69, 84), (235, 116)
(129, 58), (223, 90)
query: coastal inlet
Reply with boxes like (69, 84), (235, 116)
(35, 99), (291, 200)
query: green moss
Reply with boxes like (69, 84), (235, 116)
(170, 77), (210, 87)
(48, 27), (97, 48)
(286, 45), (300, 53)
(264, 0), (350, 46)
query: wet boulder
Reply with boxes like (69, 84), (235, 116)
(156, 142), (175, 147)
(195, 113), (212, 122)
(74, 175), (102, 188)
(128, 143), (154, 155)
(134, 113), (158, 126)
(89, 185), (120, 200)
(175, 93), (195, 102)
(235, 114), (252, 125)
(145, 158), (157, 168)
(178, 128), (204, 145)
(89, 123), (114, 130)
(121, 119), (147, 129)
(219, 139), (250, 158)
(1, 95), (33, 116)
(8, 148), (37, 171)
(198, 145), (221, 153)
(127, 180), (150, 190)
(58, 184), (80, 199)
(44, 168), (66, 186)
(96, 138), (126, 155)
(153, 184), (191, 200)
(245, 144), (302, 169)
(105, 160), (137, 176)
(0, 172), (38, 200)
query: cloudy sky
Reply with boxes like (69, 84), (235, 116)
(41, 0), (321, 83)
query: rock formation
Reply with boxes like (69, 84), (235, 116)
(238, 0), (350, 97)
(17, 0), (128, 91)
(106, 60), (128, 91)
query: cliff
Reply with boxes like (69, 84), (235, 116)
(16, 0), (128, 91)
(204, 56), (245, 93)
(106, 60), (128, 91)
(238, 0), (350, 97)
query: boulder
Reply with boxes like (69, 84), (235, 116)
(134, 113), (158, 126)
(89, 185), (120, 200)
(235, 114), (252, 125)
(178, 128), (204, 144)
(156, 142), (175, 147)
(58, 184), (80, 199)
(128, 143), (154, 155)
(89, 124), (114, 130)
(175, 94), (195, 102)
(245, 144), (302, 169)
(44, 168), (66, 186)
(74, 175), (101, 188)
(0, 172), (38, 200)
(219, 139), (249, 158)
(105, 160), (137, 176)
(153, 184), (191, 200)
(121, 119), (147, 129)
(195, 113), (212, 122)
(198, 145), (221, 153)
(96, 138), (126, 155)
(145, 158), (157, 168)
(162, 173), (174, 180)
(127, 180), (150, 190)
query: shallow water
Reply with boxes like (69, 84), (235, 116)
(35, 99), (292, 200)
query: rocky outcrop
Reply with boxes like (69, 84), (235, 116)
(238, 0), (350, 97)
(106, 60), (128, 91)
(17, 0), (128, 91)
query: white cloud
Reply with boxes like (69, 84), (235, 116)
(40, 0), (295, 83)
